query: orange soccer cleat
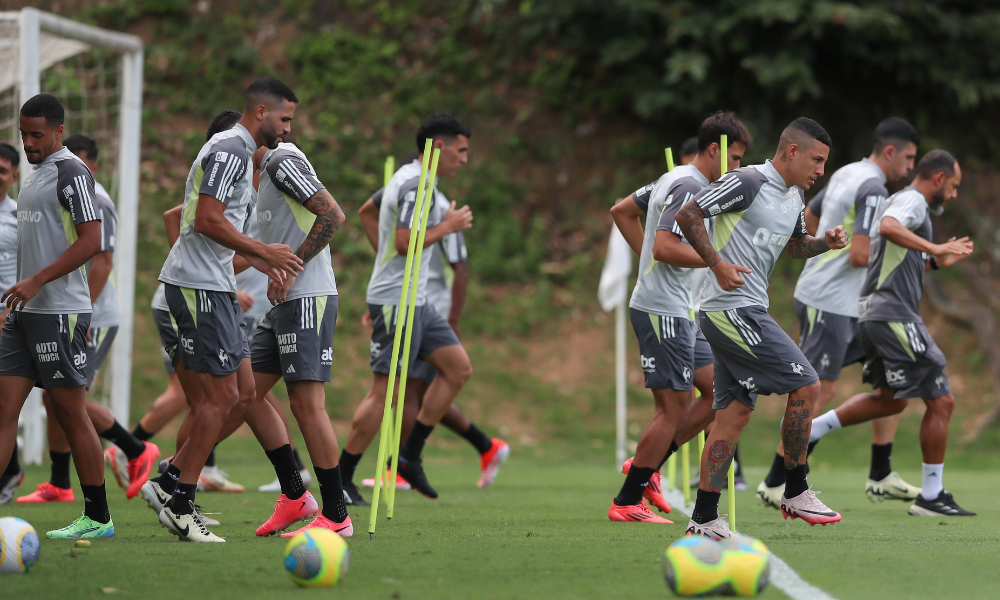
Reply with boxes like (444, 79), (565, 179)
(17, 482), (75, 503)
(621, 457), (671, 514)
(608, 500), (674, 523)
(125, 442), (160, 500)
(280, 514), (353, 539)
(256, 491), (319, 536)
(478, 439), (510, 488)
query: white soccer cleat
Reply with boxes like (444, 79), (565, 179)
(159, 502), (225, 542)
(866, 472), (921, 502)
(104, 445), (129, 489)
(258, 469), (311, 492)
(780, 489), (842, 525)
(756, 480), (784, 510)
(198, 466), (246, 493)
(141, 479), (171, 515)
(685, 517), (732, 540)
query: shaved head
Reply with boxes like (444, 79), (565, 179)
(778, 117), (832, 153)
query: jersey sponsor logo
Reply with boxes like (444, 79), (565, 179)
(180, 336), (195, 355)
(682, 366), (691, 382)
(207, 161), (221, 187)
(275, 168), (286, 182)
(277, 332), (298, 355)
(62, 185), (75, 198)
(321, 347), (333, 365)
(752, 227), (790, 247)
(738, 377), (756, 392)
(790, 362), (806, 375)
(218, 349), (229, 365)
(35, 342), (59, 363)
(640, 355), (656, 372)
(53, 370), (65, 379)
(17, 211), (43, 223)
(286, 364), (296, 374)
(886, 369), (906, 385)
(708, 204), (721, 215)
(259, 210), (272, 223)
(73, 351), (88, 369)
(215, 151), (230, 163)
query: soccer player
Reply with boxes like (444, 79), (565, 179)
(679, 137), (698, 166)
(607, 112), (752, 523)
(248, 138), (351, 536)
(338, 112), (474, 502)
(143, 77), (309, 542)
(17, 134), (159, 504)
(0, 142), (22, 505)
(805, 150), (975, 517)
(357, 185), (508, 494)
(0, 94), (115, 538)
(675, 117), (849, 539)
(757, 118), (923, 508)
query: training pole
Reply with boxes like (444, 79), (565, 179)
(382, 156), (396, 493)
(697, 430), (705, 461)
(719, 133), (737, 530)
(665, 147), (675, 172)
(368, 141), (434, 537)
(681, 441), (691, 506)
(387, 147), (442, 518)
(662, 146), (677, 488)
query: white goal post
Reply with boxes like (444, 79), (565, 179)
(0, 8), (142, 464)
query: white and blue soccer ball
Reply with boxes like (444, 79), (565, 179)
(0, 516), (41, 574)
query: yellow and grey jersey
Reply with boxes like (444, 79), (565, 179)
(366, 160), (448, 307)
(793, 159), (888, 317)
(858, 187), (931, 323)
(695, 161), (808, 312)
(17, 147), (100, 314)
(628, 164), (710, 318)
(0, 196), (18, 300)
(88, 183), (119, 328)
(258, 143), (337, 302)
(159, 124), (256, 293)
(235, 205), (270, 320)
(426, 194), (467, 319)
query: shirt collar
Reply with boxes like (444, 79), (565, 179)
(233, 123), (257, 154)
(39, 146), (72, 165)
(860, 157), (888, 184)
(762, 160), (791, 190)
(680, 164), (709, 187)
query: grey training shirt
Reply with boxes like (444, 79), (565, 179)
(0, 196), (17, 301)
(17, 147), (100, 314)
(858, 187), (931, 323)
(159, 124), (256, 293)
(628, 164), (710, 318)
(794, 159), (887, 317)
(694, 161), (808, 312)
(88, 182), (120, 328)
(235, 205), (270, 320)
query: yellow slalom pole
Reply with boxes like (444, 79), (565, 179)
(681, 441), (691, 506)
(665, 454), (676, 492)
(720, 134), (728, 178)
(386, 147), (441, 518)
(381, 155), (396, 496)
(665, 147), (675, 171)
(368, 141), (434, 537)
(720, 133), (735, 531)
(697, 430), (705, 461)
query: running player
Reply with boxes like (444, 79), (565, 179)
(248, 139), (351, 536)
(142, 77), (309, 542)
(358, 185), (508, 494)
(0, 143), (22, 505)
(806, 150), (975, 517)
(676, 117), (849, 538)
(0, 94), (115, 537)
(338, 112), (474, 502)
(757, 118), (923, 508)
(607, 112), (752, 523)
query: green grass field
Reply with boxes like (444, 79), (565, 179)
(3, 434), (999, 600)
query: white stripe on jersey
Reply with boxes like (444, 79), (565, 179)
(74, 175), (97, 221)
(727, 309), (760, 346)
(284, 165), (317, 198)
(905, 323), (925, 353)
(217, 155), (242, 200)
(697, 176), (741, 209)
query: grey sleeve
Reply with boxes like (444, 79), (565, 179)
(56, 160), (100, 226)
(807, 186), (826, 218)
(440, 231), (467, 265)
(266, 154), (325, 205)
(694, 168), (764, 217)
(790, 207), (808, 239)
(199, 146), (247, 204)
(656, 178), (703, 236)
(371, 187), (385, 209)
(854, 179), (888, 236)
(631, 181), (656, 214)
(395, 180), (420, 231)
(98, 198), (118, 252)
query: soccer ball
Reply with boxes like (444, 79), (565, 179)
(283, 528), (349, 587)
(663, 536), (727, 596)
(0, 517), (41, 574)
(719, 535), (771, 597)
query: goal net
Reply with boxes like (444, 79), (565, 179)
(0, 9), (142, 465)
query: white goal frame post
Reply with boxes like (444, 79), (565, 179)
(0, 8), (142, 464)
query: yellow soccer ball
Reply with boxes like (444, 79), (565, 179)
(283, 528), (349, 588)
(719, 535), (771, 597)
(663, 536), (728, 596)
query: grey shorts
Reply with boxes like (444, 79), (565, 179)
(251, 296), (337, 382)
(631, 309), (697, 391)
(164, 284), (244, 376)
(410, 360), (439, 384)
(0, 311), (91, 389)
(795, 300), (864, 381)
(860, 320), (951, 400)
(85, 325), (118, 389)
(369, 303), (460, 376)
(153, 308), (179, 374)
(694, 325), (714, 370)
(241, 316), (259, 356)
(700, 306), (819, 411)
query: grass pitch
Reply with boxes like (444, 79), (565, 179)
(3, 438), (998, 600)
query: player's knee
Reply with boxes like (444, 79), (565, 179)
(929, 392), (955, 417)
(444, 359), (473, 386)
(796, 381), (821, 404)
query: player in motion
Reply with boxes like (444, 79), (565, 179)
(338, 112), (474, 501)
(758, 118), (923, 507)
(247, 138), (352, 536)
(607, 112), (752, 523)
(143, 77), (309, 542)
(0, 143), (23, 505)
(806, 150), (975, 517)
(0, 94), (114, 538)
(676, 118), (849, 539)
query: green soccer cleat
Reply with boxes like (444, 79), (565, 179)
(46, 514), (115, 539)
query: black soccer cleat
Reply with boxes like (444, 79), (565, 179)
(908, 490), (976, 517)
(397, 456), (438, 499)
(342, 481), (371, 507)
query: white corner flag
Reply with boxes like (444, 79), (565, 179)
(598, 224), (632, 468)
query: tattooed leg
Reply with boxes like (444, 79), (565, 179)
(699, 401), (751, 493)
(782, 382), (819, 469)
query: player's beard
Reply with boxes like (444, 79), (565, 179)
(260, 121), (281, 149)
(930, 190), (946, 216)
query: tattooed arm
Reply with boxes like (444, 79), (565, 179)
(268, 189), (345, 305)
(785, 224), (848, 259)
(676, 199), (752, 291)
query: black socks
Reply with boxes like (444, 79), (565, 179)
(50, 451), (72, 489)
(658, 441), (680, 470)
(131, 423), (153, 442)
(292, 447), (305, 471)
(692, 489), (721, 524)
(4, 441), (20, 476)
(81, 483), (110, 523)
(461, 423), (494, 455)
(785, 464), (809, 498)
(205, 447), (216, 468)
(764, 453), (786, 487)
(315, 465), (349, 523)
(265, 444), (305, 500)
(614, 465), (655, 506)
(100, 421), (146, 461)
(339, 450), (362, 485)
(169, 483), (197, 515)
(400, 420), (434, 460)
(870, 443), (892, 481)
(155, 463), (181, 495)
